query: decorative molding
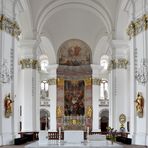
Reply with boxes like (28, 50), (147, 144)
(19, 58), (38, 69)
(109, 58), (128, 70)
(0, 15), (21, 40)
(99, 99), (109, 107)
(40, 99), (50, 106)
(92, 78), (101, 85)
(127, 14), (148, 39)
(48, 78), (56, 85)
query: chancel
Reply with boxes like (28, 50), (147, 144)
(0, 0), (148, 147)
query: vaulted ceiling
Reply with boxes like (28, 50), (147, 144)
(19, 0), (125, 64)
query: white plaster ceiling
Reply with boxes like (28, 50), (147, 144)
(22, 0), (121, 63)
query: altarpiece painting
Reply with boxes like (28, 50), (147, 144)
(57, 39), (92, 130)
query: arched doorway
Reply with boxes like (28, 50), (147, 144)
(40, 109), (50, 130)
(99, 109), (109, 132)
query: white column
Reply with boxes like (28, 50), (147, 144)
(48, 64), (58, 131)
(0, 0), (22, 145)
(91, 64), (101, 132)
(145, 28), (148, 147)
(19, 40), (38, 131)
(108, 70), (115, 128)
(110, 40), (129, 131)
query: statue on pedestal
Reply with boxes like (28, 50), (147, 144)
(135, 92), (144, 118)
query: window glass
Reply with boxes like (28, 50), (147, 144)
(100, 80), (108, 99)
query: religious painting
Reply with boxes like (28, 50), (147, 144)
(58, 39), (91, 66)
(64, 80), (85, 116)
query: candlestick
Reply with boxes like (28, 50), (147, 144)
(87, 126), (89, 143)
(58, 127), (61, 143)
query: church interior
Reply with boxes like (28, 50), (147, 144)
(0, 0), (148, 147)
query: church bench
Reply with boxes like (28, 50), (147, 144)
(116, 136), (132, 144)
(14, 137), (28, 145)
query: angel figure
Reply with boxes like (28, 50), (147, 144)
(86, 106), (92, 118)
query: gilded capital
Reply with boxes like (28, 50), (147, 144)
(48, 78), (56, 85)
(109, 58), (128, 70)
(127, 14), (148, 39)
(92, 78), (101, 85)
(0, 15), (21, 40)
(19, 58), (38, 69)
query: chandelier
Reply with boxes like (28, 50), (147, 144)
(135, 59), (148, 84)
(0, 59), (11, 83)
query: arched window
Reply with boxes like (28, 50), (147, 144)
(39, 55), (49, 72)
(40, 80), (48, 99)
(100, 80), (108, 100)
(100, 55), (110, 70)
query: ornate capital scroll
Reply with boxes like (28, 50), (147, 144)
(127, 14), (148, 39)
(109, 58), (128, 70)
(0, 15), (21, 40)
(92, 78), (101, 85)
(19, 58), (38, 69)
(48, 78), (56, 85)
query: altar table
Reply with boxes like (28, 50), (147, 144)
(64, 130), (84, 143)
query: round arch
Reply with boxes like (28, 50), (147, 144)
(99, 108), (109, 117)
(99, 108), (109, 132)
(93, 36), (112, 64)
(35, 0), (112, 34)
(57, 39), (92, 65)
(40, 109), (50, 130)
(39, 36), (56, 64)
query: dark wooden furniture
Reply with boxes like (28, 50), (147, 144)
(48, 132), (64, 140)
(116, 136), (132, 144)
(18, 131), (39, 141)
(48, 131), (129, 140)
(14, 137), (28, 145)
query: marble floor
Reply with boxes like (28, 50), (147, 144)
(25, 140), (123, 148)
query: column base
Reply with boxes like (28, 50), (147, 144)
(0, 134), (2, 146)
(134, 133), (147, 146)
(0, 133), (14, 145)
(91, 129), (101, 132)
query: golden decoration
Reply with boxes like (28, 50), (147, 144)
(48, 78), (56, 85)
(56, 106), (63, 118)
(19, 58), (38, 69)
(127, 14), (148, 39)
(4, 93), (13, 118)
(84, 78), (92, 86)
(57, 78), (64, 86)
(86, 106), (92, 118)
(134, 92), (144, 118)
(92, 78), (101, 85)
(108, 58), (128, 70)
(119, 114), (126, 128)
(0, 14), (21, 40)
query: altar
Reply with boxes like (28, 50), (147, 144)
(64, 130), (84, 143)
